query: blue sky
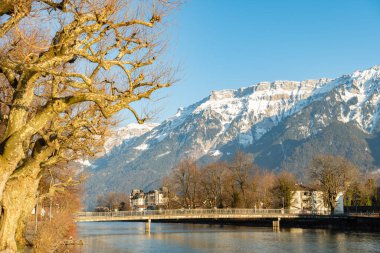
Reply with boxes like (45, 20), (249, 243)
(127, 0), (380, 124)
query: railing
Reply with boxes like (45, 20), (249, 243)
(75, 208), (331, 218)
(347, 212), (380, 217)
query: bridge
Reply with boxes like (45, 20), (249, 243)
(75, 209), (333, 232)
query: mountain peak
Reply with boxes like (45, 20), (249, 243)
(369, 65), (380, 71)
(85, 66), (380, 209)
(351, 65), (380, 81)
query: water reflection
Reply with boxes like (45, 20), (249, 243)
(75, 222), (380, 253)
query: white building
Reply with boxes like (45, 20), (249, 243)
(146, 188), (169, 206)
(130, 187), (168, 209)
(290, 185), (344, 214)
(130, 189), (145, 208)
(334, 192), (344, 214)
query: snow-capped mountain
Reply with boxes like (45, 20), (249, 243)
(104, 122), (159, 153)
(84, 66), (380, 209)
(74, 123), (158, 172)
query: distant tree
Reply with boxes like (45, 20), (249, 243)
(96, 194), (107, 209)
(345, 177), (378, 206)
(271, 171), (297, 208)
(252, 170), (276, 208)
(119, 201), (128, 211)
(164, 159), (201, 208)
(344, 181), (361, 207)
(199, 162), (232, 208)
(95, 192), (130, 211)
(308, 155), (359, 214)
(228, 151), (256, 208)
(359, 178), (378, 206)
(161, 177), (179, 209)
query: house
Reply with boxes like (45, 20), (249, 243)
(290, 184), (344, 214)
(146, 187), (169, 206)
(130, 187), (168, 210)
(130, 189), (145, 208)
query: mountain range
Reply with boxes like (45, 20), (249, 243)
(84, 66), (380, 209)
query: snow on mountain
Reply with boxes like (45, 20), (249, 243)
(334, 66), (380, 131)
(85, 66), (380, 209)
(132, 66), (380, 159)
(77, 123), (158, 169)
(104, 122), (159, 153)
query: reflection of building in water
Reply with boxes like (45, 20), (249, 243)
(290, 184), (343, 214)
(130, 187), (169, 210)
(287, 228), (304, 234)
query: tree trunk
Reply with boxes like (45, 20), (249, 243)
(15, 215), (28, 252)
(0, 165), (14, 202)
(329, 195), (336, 215)
(0, 187), (24, 251)
(0, 167), (40, 252)
(330, 204), (335, 215)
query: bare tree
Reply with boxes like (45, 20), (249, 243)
(164, 159), (201, 208)
(253, 170), (276, 208)
(96, 192), (130, 211)
(228, 151), (255, 208)
(0, 0), (175, 251)
(200, 162), (231, 208)
(309, 155), (359, 214)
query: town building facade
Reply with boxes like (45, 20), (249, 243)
(290, 185), (344, 214)
(130, 187), (169, 210)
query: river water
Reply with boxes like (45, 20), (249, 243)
(74, 222), (380, 253)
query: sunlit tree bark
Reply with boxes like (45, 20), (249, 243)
(0, 0), (174, 251)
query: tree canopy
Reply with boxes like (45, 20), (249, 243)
(308, 155), (359, 214)
(0, 0), (174, 251)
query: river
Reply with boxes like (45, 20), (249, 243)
(74, 222), (380, 253)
